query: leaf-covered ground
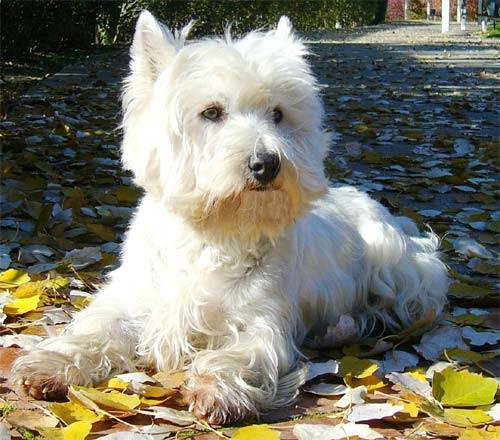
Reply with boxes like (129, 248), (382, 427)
(0, 22), (498, 440)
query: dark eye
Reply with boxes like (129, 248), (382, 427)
(201, 106), (224, 122)
(272, 107), (283, 124)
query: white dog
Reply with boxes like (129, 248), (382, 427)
(13, 11), (448, 423)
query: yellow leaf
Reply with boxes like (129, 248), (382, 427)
(132, 384), (174, 398)
(449, 283), (491, 298)
(459, 426), (500, 440)
(0, 269), (30, 289)
(14, 281), (46, 298)
(338, 356), (378, 378)
(116, 186), (140, 204)
(452, 314), (485, 325)
(4, 295), (40, 315)
(140, 396), (169, 406)
(48, 277), (69, 289)
(401, 402), (420, 418)
(444, 408), (492, 427)
(407, 369), (428, 383)
(49, 401), (102, 425)
(344, 373), (385, 391)
(70, 385), (140, 411)
(232, 424), (280, 440)
(446, 348), (497, 364)
(104, 377), (128, 390)
(38, 420), (92, 440)
(12, 278), (68, 299)
(104, 374), (178, 399)
(433, 368), (497, 407)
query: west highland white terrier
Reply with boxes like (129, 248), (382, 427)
(13, 11), (448, 423)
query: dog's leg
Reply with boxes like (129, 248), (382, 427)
(361, 221), (449, 330)
(185, 322), (296, 424)
(12, 288), (139, 400)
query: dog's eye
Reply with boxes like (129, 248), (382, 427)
(201, 106), (224, 122)
(272, 107), (283, 124)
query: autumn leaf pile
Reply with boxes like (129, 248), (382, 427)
(0, 24), (498, 439)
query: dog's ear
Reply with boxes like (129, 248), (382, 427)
(130, 10), (178, 84)
(275, 15), (293, 39)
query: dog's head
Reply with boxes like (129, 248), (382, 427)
(122, 11), (328, 240)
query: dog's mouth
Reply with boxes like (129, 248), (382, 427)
(250, 186), (273, 192)
(244, 183), (281, 193)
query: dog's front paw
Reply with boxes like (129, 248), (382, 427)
(17, 371), (68, 401)
(12, 350), (84, 401)
(185, 374), (254, 424)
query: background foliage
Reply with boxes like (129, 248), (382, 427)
(1, 0), (388, 59)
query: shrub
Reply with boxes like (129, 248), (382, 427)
(1, 0), (388, 60)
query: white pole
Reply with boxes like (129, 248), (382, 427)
(457, 0), (461, 23)
(460, 0), (467, 30)
(442, 0), (450, 33)
(404, 0), (409, 20)
(427, 0), (432, 20)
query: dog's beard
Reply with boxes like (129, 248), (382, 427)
(195, 181), (301, 239)
(224, 188), (292, 229)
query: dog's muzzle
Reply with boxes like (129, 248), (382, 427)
(248, 150), (280, 185)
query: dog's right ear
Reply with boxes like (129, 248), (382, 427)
(130, 10), (179, 85)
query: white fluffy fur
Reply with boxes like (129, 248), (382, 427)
(13, 11), (448, 423)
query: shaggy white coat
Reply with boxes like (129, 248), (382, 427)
(13, 11), (448, 423)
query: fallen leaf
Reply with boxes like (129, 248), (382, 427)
(448, 283), (491, 299)
(462, 327), (500, 346)
(63, 247), (102, 269)
(305, 360), (339, 381)
(452, 237), (493, 259)
(152, 371), (186, 389)
(49, 401), (102, 425)
(232, 424), (280, 440)
(378, 350), (419, 374)
(335, 385), (367, 408)
(344, 373), (385, 391)
(347, 403), (404, 422)
(386, 372), (432, 399)
(444, 408), (492, 427)
(69, 385), (141, 411)
(432, 368), (497, 407)
(3, 294), (40, 315)
(0, 268), (30, 288)
(459, 426), (500, 440)
(7, 409), (59, 430)
(293, 422), (383, 439)
(400, 402), (420, 418)
(0, 333), (42, 348)
(38, 420), (92, 440)
(140, 406), (196, 426)
(338, 356), (378, 378)
(485, 403), (500, 422)
(413, 325), (468, 361)
(304, 383), (347, 396)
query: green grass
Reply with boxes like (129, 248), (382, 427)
(0, 400), (15, 417)
(18, 428), (44, 440)
(486, 27), (500, 37)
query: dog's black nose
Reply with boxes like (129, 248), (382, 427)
(248, 151), (280, 185)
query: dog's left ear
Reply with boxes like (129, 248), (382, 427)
(130, 10), (178, 84)
(275, 15), (293, 39)
(129, 10), (194, 87)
